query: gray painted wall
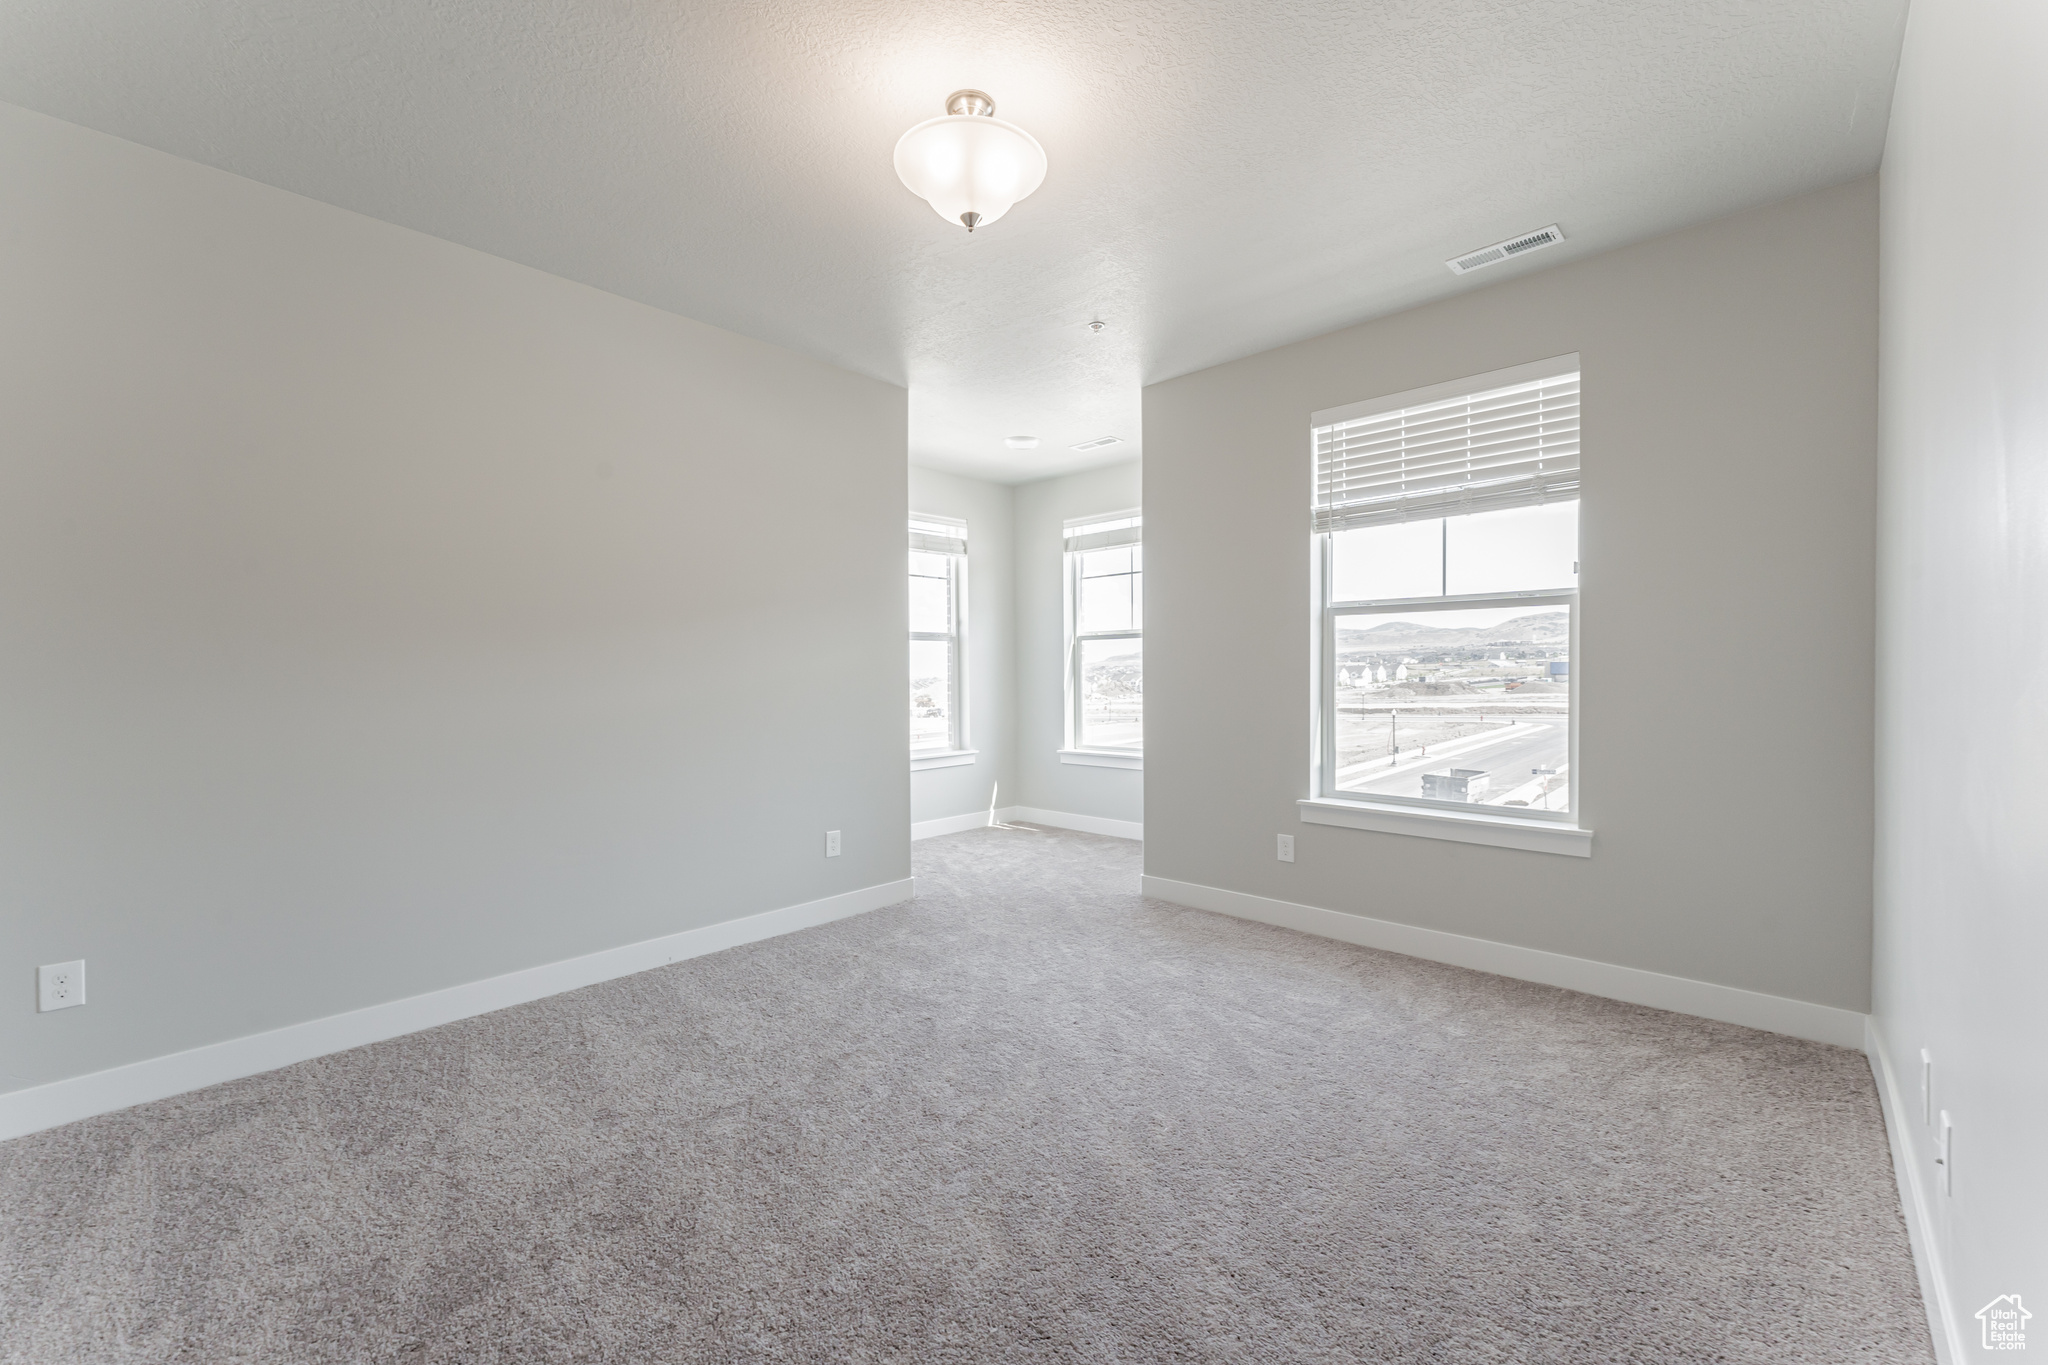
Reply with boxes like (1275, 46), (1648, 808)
(1013, 462), (1145, 826)
(908, 466), (1014, 826)
(1874, 0), (2048, 1331)
(0, 104), (909, 1092)
(1144, 178), (1877, 1011)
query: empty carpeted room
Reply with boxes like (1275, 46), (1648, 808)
(1, 0), (2042, 1360)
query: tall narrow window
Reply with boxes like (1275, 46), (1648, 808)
(1063, 512), (1143, 762)
(909, 515), (968, 757)
(1314, 359), (1579, 820)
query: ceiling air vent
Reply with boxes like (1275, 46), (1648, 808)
(1446, 224), (1565, 276)
(1070, 436), (1124, 452)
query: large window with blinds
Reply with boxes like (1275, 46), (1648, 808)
(910, 515), (969, 758)
(1063, 512), (1143, 763)
(1313, 358), (1579, 820)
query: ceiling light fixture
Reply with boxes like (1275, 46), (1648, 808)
(1071, 436), (1123, 452)
(893, 90), (1048, 233)
(1005, 435), (1040, 449)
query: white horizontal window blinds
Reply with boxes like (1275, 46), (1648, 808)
(1312, 370), (1579, 534)
(909, 515), (967, 555)
(1063, 512), (1141, 552)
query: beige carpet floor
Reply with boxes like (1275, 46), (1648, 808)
(2, 824), (1929, 1363)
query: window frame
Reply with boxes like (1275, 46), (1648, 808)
(1062, 511), (1143, 762)
(1304, 360), (1586, 849)
(909, 518), (970, 761)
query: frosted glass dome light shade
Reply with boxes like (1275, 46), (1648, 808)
(893, 91), (1047, 232)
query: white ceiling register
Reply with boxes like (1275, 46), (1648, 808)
(1311, 356), (1580, 534)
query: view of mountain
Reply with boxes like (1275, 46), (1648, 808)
(1335, 611), (1568, 656)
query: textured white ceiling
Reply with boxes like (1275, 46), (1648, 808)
(0, 0), (1906, 482)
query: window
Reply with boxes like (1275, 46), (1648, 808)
(909, 515), (968, 759)
(1311, 358), (1580, 828)
(1063, 512), (1142, 763)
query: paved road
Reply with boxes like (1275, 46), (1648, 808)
(1337, 718), (1569, 808)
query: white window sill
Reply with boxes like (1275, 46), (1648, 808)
(911, 749), (978, 771)
(1059, 749), (1143, 770)
(1298, 797), (1591, 857)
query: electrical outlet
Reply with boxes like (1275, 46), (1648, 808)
(1937, 1110), (1953, 1196)
(38, 961), (86, 1012)
(825, 830), (841, 858)
(1276, 834), (1294, 863)
(1920, 1048), (1933, 1124)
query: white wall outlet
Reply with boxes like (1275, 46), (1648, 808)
(1276, 834), (1295, 863)
(1937, 1109), (1953, 1195)
(37, 960), (86, 1012)
(1920, 1048), (1933, 1124)
(825, 830), (841, 858)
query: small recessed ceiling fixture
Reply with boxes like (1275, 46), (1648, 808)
(1071, 436), (1124, 452)
(1446, 224), (1565, 275)
(1005, 435), (1040, 449)
(894, 91), (1048, 233)
(1088, 320), (1105, 332)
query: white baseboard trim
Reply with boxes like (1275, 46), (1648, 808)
(1140, 875), (1866, 1048)
(911, 808), (1004, 840)
(1866, 1018), (1961, 1365)
(0, 876), (916, 1143)
(1007, 807), (1143, 841)
(913, 806), (1143, 842)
